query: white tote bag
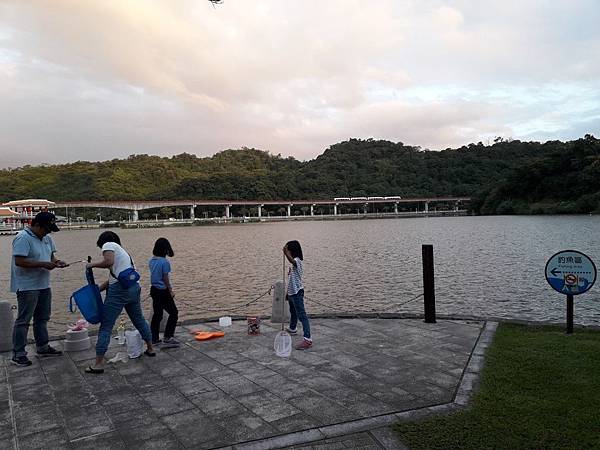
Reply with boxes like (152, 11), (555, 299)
(125, 330), (143, 358)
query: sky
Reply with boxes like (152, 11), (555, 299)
(0, 0), (599, 167)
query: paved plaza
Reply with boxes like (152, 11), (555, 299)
(0, 317), (496, 449)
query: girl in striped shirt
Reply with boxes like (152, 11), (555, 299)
(284, 240), (312, 350)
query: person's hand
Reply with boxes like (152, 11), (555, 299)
(42, 261), (58, 270)
(169, 289), (175, 299)
(55, 260), (68, 268)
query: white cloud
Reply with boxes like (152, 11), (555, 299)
(0, 0), (599, 167)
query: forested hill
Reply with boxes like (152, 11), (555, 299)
(1, 135), (599, 214)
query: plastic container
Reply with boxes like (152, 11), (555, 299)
(219, 316), (232, 327)
(247, 316), (260, 335)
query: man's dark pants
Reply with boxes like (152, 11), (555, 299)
(13, 288), (52, 357)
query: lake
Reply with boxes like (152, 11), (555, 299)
(1, 215), (599, 336)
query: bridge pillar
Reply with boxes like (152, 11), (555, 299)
(455, 201), (459, 212)
(225, 205), (230, 219)
(132, 209), (139, 222)
(334, 204), (337, 215)
(364, 203), (368, 215)
(424, 201), (429, 213)
(287, 204), (292, 217)
(394, 202), (398, 214)
(310, 204), (314, 216)
(258, 205), (263, 218)
(190, 205), (195, 220)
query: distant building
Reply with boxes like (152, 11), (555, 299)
(0, 207), (20, 228)
(0, 199), (55, 227)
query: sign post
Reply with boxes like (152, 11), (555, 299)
(545, 250), (596, 334)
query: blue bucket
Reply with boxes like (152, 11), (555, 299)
(70, 268), (104, 324)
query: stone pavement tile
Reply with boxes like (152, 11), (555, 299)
(10, 383), (54, 407)
(327, 388), (396, 417)
(228, 360), (280, 382)
(13, 401), (63, 437)
(221, 411), (278, 443)
(270, 411), (321, 434)
(115, 359), (148, 376)
(260, 375), (317, 401)
(61, 404), (114, 441)
(311, 350), (364, 369)
(140, 386), (196, 417)
(189, 389), (247, 418)
(288, 392), (356, 424)
(208, 372), (263, 396)
(236, 390), (302, 423)
(200, 349), (250, 366)
(145, 357), (194, 378)
(0, 437), (14, 450)
(299, 376), (348, 395)
(0, 411), (14, 441)
(414, 371), (461, 390)
(125, 371), (169, 393)
(108, 407), (161, 431)
(370, 388), (419, 410)
(17, 426), (70, 449)
(71, 431), (129, 450)
(169, 373), (216, 397)
(6, 367), (46, 389)
(119, 421), (182, 449)
(289, 350), (330, 367)
(162, 408), (230, 448)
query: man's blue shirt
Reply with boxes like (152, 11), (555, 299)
(10, 228), (56, 292)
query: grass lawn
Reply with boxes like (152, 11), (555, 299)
(393, 323), (600, 449)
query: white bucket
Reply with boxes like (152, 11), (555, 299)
(219, 316), (232, 327)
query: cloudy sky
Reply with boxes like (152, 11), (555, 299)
(1, 0), (599, 167)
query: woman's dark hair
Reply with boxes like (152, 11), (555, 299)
(286, 240), (303, 260)
(96, 231), (121, 248)
(153, 237), (174, 257)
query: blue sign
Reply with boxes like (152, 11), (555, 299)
(545, 250), (596, 295)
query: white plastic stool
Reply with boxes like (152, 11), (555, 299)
(63, 328), (91, 352)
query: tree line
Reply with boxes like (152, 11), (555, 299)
(1, 135), (599, 215)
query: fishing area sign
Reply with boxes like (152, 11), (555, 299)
(545, 250), (597, 334)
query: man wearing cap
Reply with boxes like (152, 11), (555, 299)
(11, 212), (68, 367)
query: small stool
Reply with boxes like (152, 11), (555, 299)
(63, 328), (91, 352)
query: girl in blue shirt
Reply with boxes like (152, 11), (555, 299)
(149, 238), (180, 348)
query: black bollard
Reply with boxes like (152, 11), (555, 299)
(422, 244), (436, 323)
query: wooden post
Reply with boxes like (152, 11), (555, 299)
(423, 244), (436, 323)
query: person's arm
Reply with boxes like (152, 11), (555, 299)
(14, 256), (57, 270)
(86, 250), (115, 269)
(98, 280), (109, 292)
(51, 252), (68, 268)
(283, 246), (297, 267)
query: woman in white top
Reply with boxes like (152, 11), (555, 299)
(85, 231), (155, 373)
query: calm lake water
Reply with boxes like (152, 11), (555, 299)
(1, 215), (599, 335)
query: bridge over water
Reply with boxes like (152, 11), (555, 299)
(53, 197), (470, 221)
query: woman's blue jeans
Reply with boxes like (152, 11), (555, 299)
(288, 289), (311, 339)
(96, 282), (152, 357)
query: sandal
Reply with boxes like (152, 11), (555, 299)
(144, 349), (156, 357)
(85, 366), (104, 374)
